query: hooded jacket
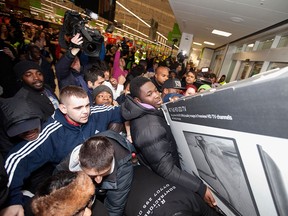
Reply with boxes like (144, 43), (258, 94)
(56, 130), (135, 216)
(0, 97), (43, 156)
(55, 50), (93, 103)
(4, 105), (123, 206)
(121, 95), (206, 198)
(14, 84), (57, 121)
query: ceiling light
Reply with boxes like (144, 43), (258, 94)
(45, 0), (73, 11)
(248, 43), (254, 47)
(212, 29), (231, 37)
(123, 24), (149, 38)
(193, 42), (202, 46)
(204, 41), (215, 46)
(30, 6), (53, 14)
(115, 2), (168, 44)
(156, 31), (167, 41)
(230, 17), (244, 23)
(41, 3), (53, 9)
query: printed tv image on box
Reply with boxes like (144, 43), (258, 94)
(183, 131), (258, 216)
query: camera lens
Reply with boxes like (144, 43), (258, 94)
(86, 42), (97, 52)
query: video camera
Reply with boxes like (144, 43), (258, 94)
(59, 10), (104, 57)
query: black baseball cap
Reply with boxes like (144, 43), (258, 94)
(162, 78), (185, 90)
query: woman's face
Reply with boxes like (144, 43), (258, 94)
(120, 58), (126, 67)
(94, 91), (113, 106)
(185, 72), (196, 84)
(1, 24), (7, 33)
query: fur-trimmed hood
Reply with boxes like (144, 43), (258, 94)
(31, 172), (95, 216)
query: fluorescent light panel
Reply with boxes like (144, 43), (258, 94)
(204, 41), (215, 46)
(122, 24), (149, 38)
(115, 1), (168, 42)
(156, 31), (167, 40)
(193, 42), (202, 46)
(41, 3), (53, 9)
(212, 29), (231, 37)
(30, 6), (53, 14)
(116, 1), (151, 28)
(45, 0), (73, 11)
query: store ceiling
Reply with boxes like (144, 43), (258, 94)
(36, 0), (288, 50)
(169, 0), (288, 49)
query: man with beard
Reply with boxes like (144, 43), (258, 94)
(26, 45), (56, 92)
(13, 60), (59, 121)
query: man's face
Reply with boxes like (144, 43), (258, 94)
(60, 96), (90, 124)
(18, 127), (40, 141)
(89, 76), (105, 90)
(104, 71), (110, 80)
(30, 47), (41, 61)
(137, 81), (163, 109)
(109, 77), (117, 88)
(176, 65), (182, 72)
(167, 88), (181, 94)
(94, 91), (113, 106)
(71, 56), (81, 72)
(82, 164), (112, 184)
(155, 68), (169, 85)
(22, 69), (44, 90)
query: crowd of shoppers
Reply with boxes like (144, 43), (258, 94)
(0, 13), (226, 216)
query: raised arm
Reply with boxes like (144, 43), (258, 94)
(55, 33), (83, 88)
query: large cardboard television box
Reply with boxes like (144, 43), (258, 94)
(162, 67), (288, 216)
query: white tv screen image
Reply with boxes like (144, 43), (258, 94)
(183, 131), (258, 216)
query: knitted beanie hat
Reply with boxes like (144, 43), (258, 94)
(197, 84), (211, 92)
(13, 60), (42, 80)
(92, 85), (113, 100)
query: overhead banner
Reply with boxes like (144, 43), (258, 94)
(162, 67), (288, 216)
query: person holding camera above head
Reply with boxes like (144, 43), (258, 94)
(55, 33), (105, 104)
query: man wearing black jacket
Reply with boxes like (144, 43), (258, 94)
(121, 77), (217, 208)
(13, 60), (59, 121)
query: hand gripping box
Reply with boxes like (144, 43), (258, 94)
(162, 67), (288, 216)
